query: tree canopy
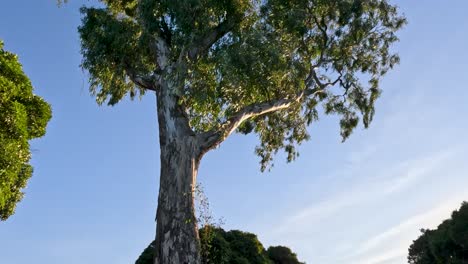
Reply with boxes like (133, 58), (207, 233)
(408, 202), (468, 264)
(79, 0), (406, 170)
(136, 227), (305, 264)
(0, 40), (52, 220)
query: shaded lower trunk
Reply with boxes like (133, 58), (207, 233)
(153, 88), (202, 264)
(154, 138), (201, 264)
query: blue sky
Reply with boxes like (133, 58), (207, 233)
(1, 1), (467, 263)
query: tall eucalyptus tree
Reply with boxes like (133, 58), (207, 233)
(77, 0), (406, 262)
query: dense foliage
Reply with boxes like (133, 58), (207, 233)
(0, 40), (52, 220)
(408, 202), (468, 264)
(136, 227), (305, 264)
(78, 0), (406, 170)
(267, 246), (305, 264)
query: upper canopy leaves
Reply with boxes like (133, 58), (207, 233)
(79, 0), (405, 170)
(0, 41), (52, 220)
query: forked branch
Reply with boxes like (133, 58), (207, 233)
(187, 17), (240, 61)
(125, 64), (157, 91)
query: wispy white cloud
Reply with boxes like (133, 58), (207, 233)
(344, 195), (467, 264)
(346, 145), (379, 165)
(269, 148), (455, 238)
(255, 143), (466, 264)
(356, 249), (405, 264)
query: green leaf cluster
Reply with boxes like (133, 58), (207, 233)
(0, 41), (52, 220)
(267, 246), (305, 264)
(79, 5), (156, 105)
(408, 202), (468, 264)
(202, 228), (271, 264)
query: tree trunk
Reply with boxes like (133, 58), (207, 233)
(153, 85), (202, 264)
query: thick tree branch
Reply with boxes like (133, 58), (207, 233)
(125, 65), (157, 91)
(159, 19), (172, 45)
(197, 97), (298, 154)
(187, 17), (239, 61)
(154, 35), (170, 70)
(305, 68), (342, 90)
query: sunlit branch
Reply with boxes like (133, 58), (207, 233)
(197, 72), (338, 154)
(198, 97), (298, 154)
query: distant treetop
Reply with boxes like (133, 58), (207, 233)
(408, 202), (468, 264)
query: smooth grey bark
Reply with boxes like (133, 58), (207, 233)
(153, 82), (202, 264)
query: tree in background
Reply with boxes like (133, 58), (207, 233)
(137, 227), (305, 264)
(407, 229), (436, 264)
(136, 240), (157, 264)
(267, 246), (305, 264)
(0, 40), (52, 220)
(408, 202), (468, 264)
(77, 0), (405, 262)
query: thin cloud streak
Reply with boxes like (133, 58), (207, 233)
(345, 195), (467, 264)
(270, 148), (455, 238)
